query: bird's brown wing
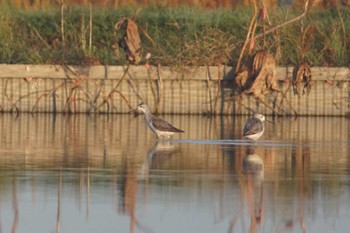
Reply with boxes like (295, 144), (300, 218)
(151, 116), (184, 133)
(243, 118), (263, 136)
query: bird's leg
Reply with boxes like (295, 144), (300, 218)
(247, 145), (255, 154)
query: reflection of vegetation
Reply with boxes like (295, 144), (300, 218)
(0, 6), (349, 66)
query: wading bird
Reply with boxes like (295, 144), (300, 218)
(243, 113), (266, 142)
(133, 103), (184, 139)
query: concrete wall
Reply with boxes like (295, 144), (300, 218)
(0, 64), (349, 116)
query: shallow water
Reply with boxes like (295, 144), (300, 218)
(0, 114), (349, 233)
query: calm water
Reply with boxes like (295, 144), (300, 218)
(0, 114), (349, 233)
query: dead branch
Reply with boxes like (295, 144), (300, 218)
(254, 0), (310, 40)
(97, 90), (132, 113)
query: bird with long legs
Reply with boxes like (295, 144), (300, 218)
(243, 113), (267, 147)
(132, 103), (184, 139)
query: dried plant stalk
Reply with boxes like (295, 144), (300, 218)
(115, 18), (142, 64)
(89, 2), (92, 54)
(235, 0), (258, 73)
(292, 63), (312, 96)
(60, 0), (65, 46)
(230, 50), (297, 115)
(239, 50), (278, 96)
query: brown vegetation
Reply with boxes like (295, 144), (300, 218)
(292, 63), (312, 96)
(115, 18), (142, 65)
(234, 50), (278, 97)
(230, 50), (297, 116)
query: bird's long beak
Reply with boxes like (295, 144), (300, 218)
(127, 108), (136, 114)
(128, 108), (140, 117)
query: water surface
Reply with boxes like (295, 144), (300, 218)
(0, 114), (349, 233)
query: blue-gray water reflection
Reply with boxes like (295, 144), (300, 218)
(0, 114), (349, 233)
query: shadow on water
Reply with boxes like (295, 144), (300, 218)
(0, 114), (349, 233)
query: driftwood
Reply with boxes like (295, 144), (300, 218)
(115, 18), (142, 64)
(292, 62), (312, 96)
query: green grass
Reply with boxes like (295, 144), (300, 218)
(0, 5), (349, 66)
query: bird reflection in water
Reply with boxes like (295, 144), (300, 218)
(243, 153), (264, 227)
(116, 140), (180, 233)
(117, 159), (151, 233)
(138, 140), (180, 180)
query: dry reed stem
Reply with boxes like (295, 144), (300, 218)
(336, 2), (346, 49)
(80, 14), (86, 50)
(270, 86), (298, 115)
(156, 64), (163, 114)
(22, 75), (101, 113)
(206, 66), (213, 114)
(63, 85), (95, 113)
(110, 64), (130, 92)
(125, 77), (143, 103)
(254, 0), (310, 41)
(101, 90), (132, 113)
(31, 94), (53, 113)
(29, 25), (50, 48)
(60, 0), (65, 46)
(4, 80), (20, 114)
(213, 64), (221, 114)
(146, 65), (159, 114)
(277, 83), (291, 113)
(299, 24), (314, 61)
(248, 18), (258, 54)
(96, 64), (132, 112)
(235, 0), (258, 74)
(89, 2), (92, 54)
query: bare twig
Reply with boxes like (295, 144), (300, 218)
(256, 95), (282, 116)
(138, 25), (156, 47)
(96, 65), (132, 112)
(109, 64), (130, 93)
(271, 86), (298, 115)
(254, 0), (310, 40)
(97, 90), (132, 113)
